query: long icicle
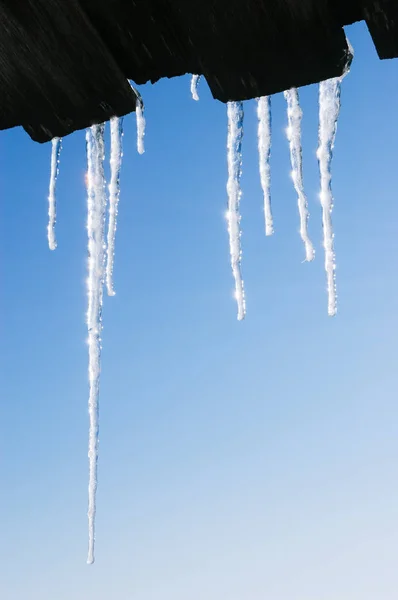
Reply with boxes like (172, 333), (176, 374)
(86, 123), (107, 565)
(106, 117), (124, 296)
(190, 75), (201, 101)
(317, 78), (342, 316)
(136, 98), (146, 155)
(226, 101), (246, 321)
(47, 137), (62, 250)
(284, 89), (315, 261)
(256, 96), (273, 236)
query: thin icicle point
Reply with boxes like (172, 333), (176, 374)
(136, 98), (146, 155)
(47, 137), (62, 250)
(256, 96), (273, 236)
(317, 78), (343, 316)
(226, 101), (246, 321)
(86, 123), (107, 565)
(284, 89), (315, 262)
(191, 74), (201, 101)
(106, 117), (124, 296)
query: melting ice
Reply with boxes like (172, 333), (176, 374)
(85, 123), (107, 565)
(226, 101), (246, 321)
(191, 74), (201, 101)
(47, 137), (62, 250)
(317, 78), (342, 316)
(38, 64), (354, 565)
(284, 89), (315, 261)
(136, 98), (146, 155)
(106, 117), (124, 296)
(257, 96), (273, 236)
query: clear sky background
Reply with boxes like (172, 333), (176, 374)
(0, 21), (397, 600)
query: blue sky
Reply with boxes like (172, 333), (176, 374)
(0, 21), (397, 600)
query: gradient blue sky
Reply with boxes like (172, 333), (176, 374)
(0, 21), (397, 600)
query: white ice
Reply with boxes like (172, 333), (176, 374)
(284, 89), (315, 261)
(136, 98), (146, 155)
(191, 75), (201, 101)
(256, 96), (273, 236)
(47, 137), (62, 250)
(226, 101), (246, 321)
(106, 117), (124, 296)
(317, 78), (342, 316)
(86, 123), (107, 565)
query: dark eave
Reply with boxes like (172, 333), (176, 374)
(0, 0), (396, 143)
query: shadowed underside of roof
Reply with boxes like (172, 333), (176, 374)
(0, 0), (396, 142)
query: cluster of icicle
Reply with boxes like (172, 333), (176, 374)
(191, 68), (346, 319)
(46, 98), (145, 565)
(45, 71), (347, 564)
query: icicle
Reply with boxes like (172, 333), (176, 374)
(226, 101), (246, 321)
(128, 82), (145, 154)
(47, 137), (62, 250)
(317, 78), (342, 316)
(136, 98), (146, 155)
(86, 123), (107, 565)
(191, 75), (201, 101)
(105, 117), (124, 296)
(284, 89), (315, 262)
(256, 96), (273, 236)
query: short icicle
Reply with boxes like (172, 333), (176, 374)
(226, 101), (246, 321)
(47, 137), (62, 250)
(191, 75), (201, 101)
(284, 89), (315, 261)
(136, 98), (146, 155)
(86, 123), (107, 565)
(256, 96), (273, 236)
(106, 117), (124, 296)
(317, 78), (343, 316)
